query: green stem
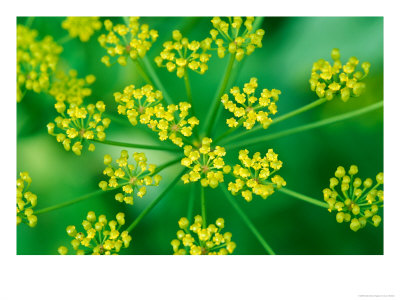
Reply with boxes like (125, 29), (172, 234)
(203, 53), (236, 137)
(121, 17), (154, 86)
(103, 113), (132, 127)
(127, 168), (186, 232)
(200, 185), (207, 227)
(141, 56), (174, 105)
(35, 189), (108, 215)
(35, 157), (181, 216)
(134, 59), (154, 86)
(214, 119), (244, 143)
(226, 101), (383, 150)
(187, 184), (196, 221)
(277, 187), (328, 208)
(221, 17), (264, 91)
(220, 183), (276, 255)
(183, 71), (199, 138)
(57, 34), (73, 45)
(93, 139), (179, 152)
(273, 97), (328, 125)
(183, 72), (193, 107)
(207, 17), (264, 140)
(222, 97), (327, 144)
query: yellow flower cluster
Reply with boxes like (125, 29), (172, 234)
(323, 165), (383, 232)
(47, 101), (110, 155)
(62, 17), (102, 42)
(17, 25), (63, 102)
(142, 102), (199, 147)
(17, 172), (38, 227)
(171, 216), (236, 255)
(48, 70), (96, 105)
(99, 151), (162, 205)
(98, 17), (158, 66)
(114, 84), (163, 126)
(58, 211), (132, 255)
(154, 30), (212, 78)
(309, 48), (370, 102)
(210, 17), (265, 61)
(222, 77), (281, 130)
(181, 138), (231, 188)
(228, 149), (286, 202)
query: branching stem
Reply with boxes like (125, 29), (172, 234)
(93, 139), (179, 152)
(35, 158), (181, 215)
(127, 168), (186, 232)
(187, 184), (196, 221)
(141, 56), (174, 105)
(200, 185), (207, 227)
(35, 189), (110, 215)
(277, 187), (328, 208)
(221, 97), (328, 144)
(203, 53), (236, 137)
(226, 101), (383, 150)
(220, 183), (276, 255)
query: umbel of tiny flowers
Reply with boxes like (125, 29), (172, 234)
(48, 69), (96, 105)
(98, 17), (158, 67)
(47, 101), (110, 155)
(228, 149), (286, 202)
(222, 77), (281, 130)
(17, 25), (63, 102)
(309, 48), (370, 102)
(58, 211), (132, 255)
(171, 216), (236, 255)
(114, 84), (163, 126)
(61, 17), (102, 42)
(142, 102), (199, 147)
(181, 137), (231, 188)
(99, 150), (162, 205)
(17, 172), (38, 227)
(323, 165), (384, 232)
(210, 17), (265, 61)
(154, 30), (212, 78)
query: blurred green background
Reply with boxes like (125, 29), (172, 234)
(17, 17), (383, 255)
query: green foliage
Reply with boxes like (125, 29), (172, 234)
(17, 16), (383, 255)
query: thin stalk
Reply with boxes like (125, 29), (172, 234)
(121, 17), (157, 88)
(222, 97), (327, 144)
(224, 17), (264, 87)
(277, 187), (328, 208)
(36, 157), (181, 215)
(134, 59), (154, 86)
(209, 17), (264, 139)
(200, 185), (207, 227)
(93, 139), (179, 152)
(141, 56), (174, 105)
(183, 71), (199, 138)
(220, 183), (276, 255)
(183, 72), (193, 107)
(35, 189), (108, 215)
(226, 101), (383, 150)
(187, 183), (196, 221)
(214, 119), (244, 143)
(203, 53), (236, 137)
(127, 168), (186, 232)
(57, 34), (73, 45)
(273, 97), (328, 125)
(252, 17), (265, 32)
(103, 113), (132, 127)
